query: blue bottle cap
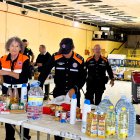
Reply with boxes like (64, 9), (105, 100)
(22, 83), (27, 87)
(72, 94), (76, 99)
(84, 99), (90, 105)
(121, 95), (126, 99)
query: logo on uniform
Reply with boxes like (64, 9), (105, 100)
(17, 61), (22, 65)
(62, 44), (66, 48)
(73, 62), (78, 68)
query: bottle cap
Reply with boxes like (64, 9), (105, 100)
(122, 107), (126, 111)
(84, 99), (90, 105)
(100, 112), (104, 115)
(121, 95), (126, 99)
(104, 96), (109, 99)
(109, 106), (114, 109)
(22, 83), (27, 87)
(72, 94), (76, 99)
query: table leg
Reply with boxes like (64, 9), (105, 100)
(37, 131), (40, 140)
(47, 134), (50, 140)
(20, 126), (24, 140)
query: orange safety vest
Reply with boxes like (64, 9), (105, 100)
(0, 53), (29, 74)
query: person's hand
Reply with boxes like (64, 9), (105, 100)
(30, 62), (35, 66)
(0, 70), (8, 76)
(68, 88), (76, 98)
(37, 63), (43, 67)
(110, 79), (114, 87)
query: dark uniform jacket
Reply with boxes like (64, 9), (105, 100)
(23, 47), (33, 61)
(38, 51), (86, 97)
(36, 52), (51, 72)
(85, 55), (114, 91)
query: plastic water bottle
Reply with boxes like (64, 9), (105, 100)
(115, 95), (127, 134)
(27, 81), (44, 120)
(105, 106), (116, 138)
(96, 96), (113, 113)
(118, 107), (128, 139)
(81, 99), (91, 133)
(115, 96), (136, 137)
(125, 99), (136, 137)
(70, 94), (77, 124)
(115, 95), (127, 113)
(21, 84), (27, 105)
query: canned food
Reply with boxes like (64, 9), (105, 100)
(60, 111), (67, 123)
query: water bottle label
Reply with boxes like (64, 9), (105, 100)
(106, 127), (115, 136)
(24, 95), (27, 99)
(119, 129), (128, 138)
(28, 97), (43, 106)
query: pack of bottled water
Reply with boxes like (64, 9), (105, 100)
(96, 95), (136, 138)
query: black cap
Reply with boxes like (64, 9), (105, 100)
(59, 38), (74, 54)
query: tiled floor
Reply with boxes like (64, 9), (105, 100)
(1, 80), (140, 140)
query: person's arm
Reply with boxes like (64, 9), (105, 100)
(29, 49), (34, 63)
(31, 53), (35, 63)
(0, 59), (30, 80)
(38, 55), (55, 87)
(106, 60), (114, 80)
(106, 60), (114, 86)
(19, 59), (30, 82)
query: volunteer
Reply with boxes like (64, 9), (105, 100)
(38, 38), (86, 140)
(36, 44), (51, 72)
(0, 37), (30, 140)
(85, 44), (114, 105)
(22, 39), (34, 79)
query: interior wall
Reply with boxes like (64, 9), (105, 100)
(0, 2), (99, 60)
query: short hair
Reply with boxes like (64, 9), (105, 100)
(39, 44), (46, 49)
(93, 44), (101, 50)
(5, 37), (24, 53)
(22, 39), (27, 42)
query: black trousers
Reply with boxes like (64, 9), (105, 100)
(54, 91), (80, 140)
(85, 89), (104, 105)
(5, 123), (30, 140)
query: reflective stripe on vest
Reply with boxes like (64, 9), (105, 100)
(0, 53), (28, 74)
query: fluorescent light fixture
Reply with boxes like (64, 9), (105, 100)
(101, 27), (110, 31)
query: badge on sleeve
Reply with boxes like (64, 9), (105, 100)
(18, 61), (22, 66)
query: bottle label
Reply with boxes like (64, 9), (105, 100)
(119, 129), (128, 138)
(106, 126), (115, 136)
(28, 96), (44, 106)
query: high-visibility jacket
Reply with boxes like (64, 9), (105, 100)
(0, 53), (29, 86)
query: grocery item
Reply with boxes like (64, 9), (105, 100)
(86, 112), (98, 138)
(81, 99), (91, 133)
(98, 112), (106, 139)
(27, 81), (44, 120)
(60, 111), (67, 123)
(97, 96), (113, 113)
(118, 107), (128, 139)
(70, 94), (77, 125)
(115, 96), (136, 137)
(55, 106), (63, 121)
(105, 106), (116, 138)
(21, 83), (27, 105)
(13, 86), (19, 104)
